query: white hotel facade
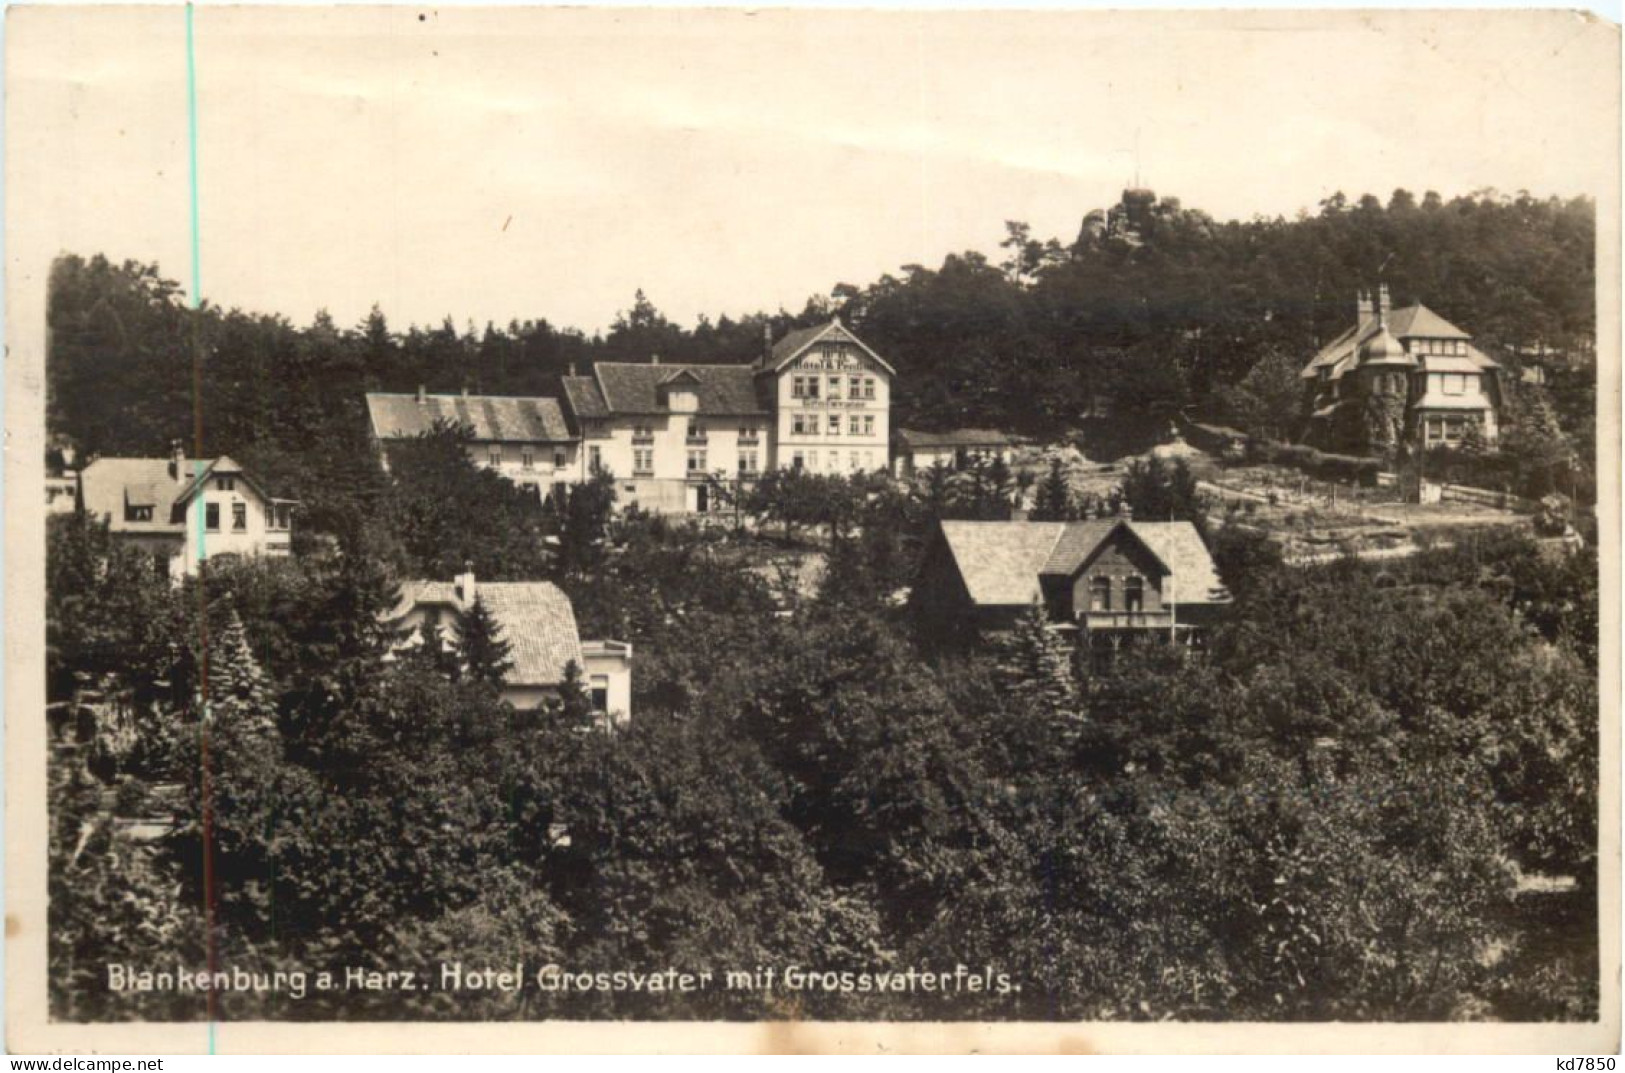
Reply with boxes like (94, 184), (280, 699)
(369, 318), (893, 514)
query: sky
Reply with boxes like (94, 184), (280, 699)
(7, 7), (1619, 337)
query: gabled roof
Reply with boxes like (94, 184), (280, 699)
(1127, 522), (1230, 604)
(560, 376), (609, 419)
(895, 428), (1033, 450)
(763, 318), (896, 375)
(937, 521), (1066, 607)
(388, 579), (586, 689)
(80, 456), (279, 534)
(935, 518), (1229, 609)
(1304, 303), (1497, 380)
(174, 456), (272, 508)
(587, 363), (770, 417)
(366, 393), (574, 443)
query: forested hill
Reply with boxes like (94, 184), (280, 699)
(48, 188), (1594, 497)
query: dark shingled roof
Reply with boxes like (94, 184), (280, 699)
(388, 579), (586, 689)
(366, 393), (574, 443)
(589, 363), (770, 416)
(561, 376), (609, 419)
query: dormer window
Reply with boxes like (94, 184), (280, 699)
(125, 505), (153, 523)
(216, 476), (234, 492)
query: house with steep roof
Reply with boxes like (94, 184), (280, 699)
(365, 389), (580, 500)
(559, 318), (894, 513)
(383, 568), (632, 722)
(891, 428), (1032, 478)
(912, 510), (1230, 651)
(1302, 286), (1502, 454)
(77, 443), (296, 580)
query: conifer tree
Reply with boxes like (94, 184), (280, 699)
(1032, 458), (1074, 521)
(995, 600), (1083, 733)
(457, 595), (513, 687)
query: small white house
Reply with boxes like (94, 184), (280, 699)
(77, 444), (296, 580)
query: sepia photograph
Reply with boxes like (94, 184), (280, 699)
(4, 4), (1619, 1055)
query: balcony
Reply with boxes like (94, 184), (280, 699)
(1082, 610), (1171, 630)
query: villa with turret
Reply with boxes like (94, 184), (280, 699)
(1301, 286), (1502, 455)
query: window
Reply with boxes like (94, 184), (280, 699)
(488, 447), (502, 466)
(862, 377), (876, 400)
(1444, 418), (1465, 443)
(588, 445), (602, 472)
(806, 377), (820, 400)
(633, 448), (654, 475)
(125, 505), (153, 523)
(791, 376), (806, 399)
(522, 449), (535, 470)
(791, 414), (807, 436)
(276, 504), (292, 530)
(216, 476), (234, 492)
(792, 452), (805, 470)
(849, 414), (862, 436)
(808, 450), (819, 471)
(1442, 373), (1466, 396)
(1124, 576), (1144, 613)
(1425, 417), (1444, 444)
(739, 424), (759, 441)
(554, 450), (566, 469)
(632, 424), (654, 443)
(849, 451), (860, 471)
(827, 375), (842, 399)
(828, 414), (841, 436)
(687, 449), (707, 473)
(688, 421), (707, 442)
(205, 503), (220, 531)
(1089, 576), (1112, 612)
(590, 676), (609, 714)
(739, 451), (758, 474)
(849, 375), (863, 397)
(232, 502), (247, 531)
(862, 415), (875, 436)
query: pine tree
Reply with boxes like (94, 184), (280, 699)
(457, 595), (513, 687)
(995, 600), (1083, 732)
(555, 659), (596, 729)
(1032, 458), (1074, 521)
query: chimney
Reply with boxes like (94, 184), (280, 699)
(1120, 501), (1133, 521)
(1377, 283), (1392, 323)
(1356, 289), (1375, 334)
(170, 439), (186, 482)
(461, 385), (469, 398)
(1083, 500), (1098, 521)
(650, 353), (660, 366)
(416, 385), (426, 405)
(455, 562), (475, 605)
(567, 361), (577, 377)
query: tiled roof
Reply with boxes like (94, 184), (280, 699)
(561, 376), (609, 419)
(764, 318), (897, 375)
(1039, 520), (1117, 575)
(1304, 304), (1495, 380)
(895, 428), (1032, 450)
(366, 393), (574, 443)
(390, 579), (586, 688)
(769, 323), (831, 367)
(937, 519), (1229, 608)
(590, 362), (770, 416)
(1388, 303), (1470, 340)
(938, 521), (1066, 607)
(80, 458), (191, 533)
(80, 456), (278, 534)
(1127, 522), (1230, 604)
